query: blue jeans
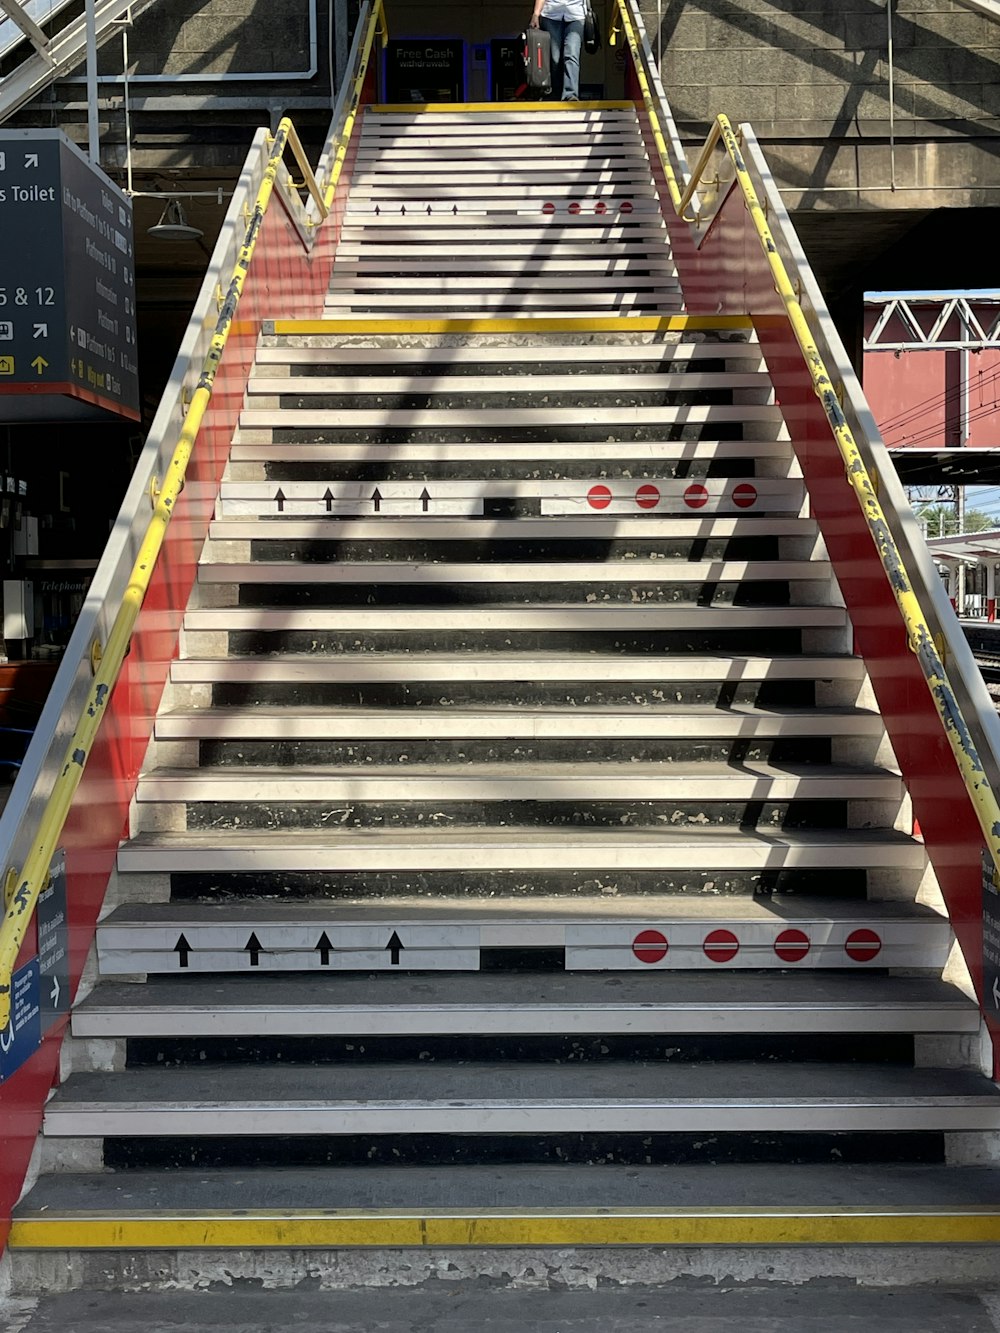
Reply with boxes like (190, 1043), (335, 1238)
(539, 15), (583, 100)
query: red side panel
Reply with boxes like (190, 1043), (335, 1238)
(679, 182), (989, 1029)
(0, 186), (339, 1247)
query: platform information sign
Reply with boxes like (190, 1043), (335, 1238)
(0, 959), (41, 1084)
(0, 130), (139, 421)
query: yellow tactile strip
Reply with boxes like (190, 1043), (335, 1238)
(10, 1208), (1000, 1249)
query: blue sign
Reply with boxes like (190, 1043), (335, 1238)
(37, 849), (70, 1025)
(0, 958), (41, 1083)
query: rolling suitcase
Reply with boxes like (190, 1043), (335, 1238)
(522, 28), (552, 96)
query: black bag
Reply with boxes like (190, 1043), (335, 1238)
(584, 0), (601, 54)
(523, 28), (552, 95)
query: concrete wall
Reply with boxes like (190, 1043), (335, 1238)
(645, 0), (1000, 210)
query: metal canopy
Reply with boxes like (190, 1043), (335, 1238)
(888, 448), (1000, 485)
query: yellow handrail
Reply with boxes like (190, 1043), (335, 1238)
(615, 0), (1000, 905)
(705, 113), (1000, 883)
(0, 118), (326, 1030)
(323, 0), (387, 213)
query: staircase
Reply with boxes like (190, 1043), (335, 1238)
(8, 106), (1000, 1292)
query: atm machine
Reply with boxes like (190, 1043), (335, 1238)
(380, 0), (622, 102)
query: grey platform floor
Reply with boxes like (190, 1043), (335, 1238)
(5, 1285), (1000, 1332)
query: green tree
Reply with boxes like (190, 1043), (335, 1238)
(915, 505), (996, 537)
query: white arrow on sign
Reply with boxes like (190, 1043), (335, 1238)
(33, 324), (47, 339)
(0, 1023), (12, 1054)
(50, 976), (60, 1008)
(24, 153), (38, 168)
(993, 977), (1000, 1009)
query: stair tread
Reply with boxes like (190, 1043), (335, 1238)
(170, 652), (863, 680)
(16, 1162), (1000, 1214)
(100, 896), (941, 925)
(137, 760), (897, 782)
(76, 972), (973, 1013)
(119, 825), (921, 852)
(47, 1063), (1000, 1105)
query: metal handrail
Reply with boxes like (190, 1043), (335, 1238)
(692, 114), (1000, 887)
(612, 0), (1000, 906)
(0, 118), (326, 1030)
(322, 0), (386, 213)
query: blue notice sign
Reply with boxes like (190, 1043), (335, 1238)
(0, 958), (41, 1083)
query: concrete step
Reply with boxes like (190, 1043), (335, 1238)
(40, 1064), (1000, 1138)
(235, 404), (783, 431)
(114, 821), (925, 875)
(226, 440), (793, 466)
(71, 973), (978, 1038)
(134, 761), (901, 805)
(196, 559), (830, 586)
(182, 605), (844, 632)
(94, 898), (950, 975)
(207, 517), (811, 541)
(170, 652), (864, 683)
(153, 704), (882, 743)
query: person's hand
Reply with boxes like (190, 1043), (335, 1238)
(529, 12), (540, 25)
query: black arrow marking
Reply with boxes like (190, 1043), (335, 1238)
(274, 488), (286, 513)
(400, 204), (406, 215)
(374, 204), (380, 216)
(452, 205), (458, 216)
(386, 931), (404, 966)
(323, 488), (334, 513)
(174, 933), (191, 969)
(245, 932), (263, 967)
(371, 487), (382, 513)
(420, 488), (431, 513)
(426, 205), (432, 216)
(316, 931), (333, 966)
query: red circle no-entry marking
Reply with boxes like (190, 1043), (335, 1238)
(568, 201), (581, 215)
(683, 483), (709, 509)
(635, 484), (660, 510)
(845, 928), (882, 962)
(703, 929), (739, 963)
(587, 485), (612, 510)
(774, 928), (811, 963)
(632, 929), (668, 964)
(619, 200), (634, 213)
(542, 201), (556, 215)
(594, 200), (608, 215)
(732, 483), (758, 509)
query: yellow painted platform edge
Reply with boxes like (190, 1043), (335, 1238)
(370, 102), (635, 113)
(11, 1209), (1000, 1249)
(269, 316), (754, 335)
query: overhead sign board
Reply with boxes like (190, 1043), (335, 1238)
(0, 130), (139, 422)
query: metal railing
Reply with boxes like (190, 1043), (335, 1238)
(615, 0), (1000, 923)
(0, 120), (327, 1029)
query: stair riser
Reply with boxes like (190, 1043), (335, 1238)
(221, 581), (812, 609)
(96, 1132), (947, 1169)
(251, 391), (773, 412)
(210, 628), (830, 657)
(255, 422), (786, 446)
(235, 536), (809, 563)
(123, 1033), (913, 1067)
(135, 797), (901, 836)
(207, 680), (831, 709)
(230, 458), (795, 481)
(152, 867), (877, 900)
(177, 737), (836, 768)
